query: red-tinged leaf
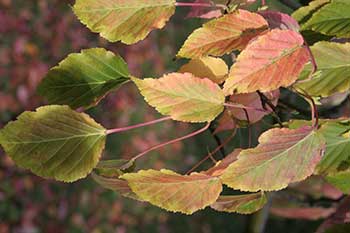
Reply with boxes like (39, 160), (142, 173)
(223, 29), (310, 95)
(316, 197), (350, 233)
(291, 176), (343, 200)
(121, 169), (223, 214)
(214, 90), (279, 133)
(259, 11), (300, 31)
(220, 126), (325, 192)
(186, 0), (222, 19)
(177, 10), (268, 58)
(213, 110), (237, 134)
(211, 192), (267, 214)
(271, 207), (335, 220)
(132, 73), (225, 123)
(228, 90), (280, 123)
(205, 149), (241, 176)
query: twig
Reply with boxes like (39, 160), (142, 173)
(209, 124), (226, 159)
(243, 109), (252, 148)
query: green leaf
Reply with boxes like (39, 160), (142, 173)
(121, 169), (222, 214)
(302, 1), (350, 38)
(177, 10), (268, 58)
(132, 73), (225, 123)
(211, 192), (267, 214)
(292, 0), (330, 26)
(73, 0), (175, 44)
(37, 48), (130, 109)
(220, 126), (325, 192)
(295, 42), (350, 97)
(326, 170), (350, 194)
(0, 105), (106, 182)
(315, 120), (350, 174)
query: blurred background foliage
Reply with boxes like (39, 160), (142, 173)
(0, 0), (349, 232)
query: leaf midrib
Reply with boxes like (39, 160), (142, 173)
(4, 132), (105, 145)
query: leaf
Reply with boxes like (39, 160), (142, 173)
(213, 110), (237, 134)
(220, 126), (325, 192)
(178, 57), (228, 84)
(291, 176), (343, 200)
(315, 120), (350, 174)
(326, 170), (350, 194)
(0, 105), (106, 182)
(186, 0), (222, 19)
(259, 11), (300, 31)
(302, 1), (350, 38)
(177, 10), (268, 58)
(295, 42), (350, 97)
(228, 90), (280, 123)
(132, 73), (225, 123)
(291, 0), (330, 26)
(223, 29), (309, 95)
(95, 159), (135, 177)
(73, 0), (175, 44)
(91, 159), (139, 200)
(211, 192), (267, 214)
(37, 48), (130, 109)
(205, 149), (241, 176)
(121, 169), (222, 214)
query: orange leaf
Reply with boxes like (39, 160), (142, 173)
(121, 169), (222, 214)
(223, 29), (310, 95)
(177, 10), (268, 58)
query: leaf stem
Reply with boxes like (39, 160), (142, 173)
(294, 88), (319, 129)
(261, 0), (266, 6)
(175, 2), (226, 9)
(224, 102), (267, 113)
(295, 40), (318, 84)
(106, 116), (172, 135)
(130, 122), (210, 161)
